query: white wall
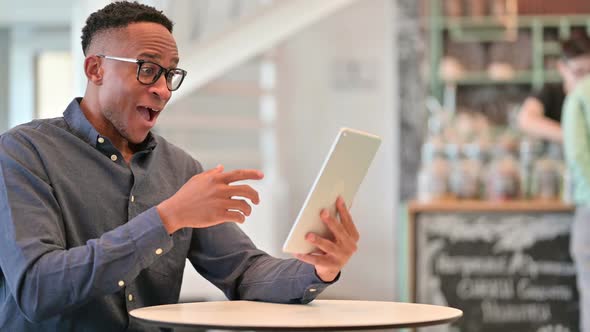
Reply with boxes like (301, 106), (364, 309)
(8, 26), (70, 128)
(0, 0), (73, 27)
(276, 0), (398, 301)
(37, 52), (73, 119)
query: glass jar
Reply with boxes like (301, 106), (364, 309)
(450, 159), (482, 199)
(417, 157), (450, 202)
(531, 158), (562, 200)
(485, 155), (521, 201)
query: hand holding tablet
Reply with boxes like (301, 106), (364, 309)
(282, 128), (381, 255)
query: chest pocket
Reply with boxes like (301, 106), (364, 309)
(148, 228), (192, 278)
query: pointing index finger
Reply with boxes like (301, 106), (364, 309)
(220, 169), (264, 184)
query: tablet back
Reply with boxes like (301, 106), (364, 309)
(282, 128), (381, 254)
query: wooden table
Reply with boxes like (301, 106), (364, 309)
(130, 300), (462, 331)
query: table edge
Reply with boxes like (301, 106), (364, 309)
(130, 310), (462, 330)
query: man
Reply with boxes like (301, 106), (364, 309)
(0, 2), (359, 331)
(518, 33), (590, 143)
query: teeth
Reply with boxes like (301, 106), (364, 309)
(142, 106), (160, 112)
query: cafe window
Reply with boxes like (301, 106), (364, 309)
(36, 51), (73, 119)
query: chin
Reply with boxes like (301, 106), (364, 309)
(128, 132), (150, 145)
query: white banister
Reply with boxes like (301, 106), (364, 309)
(169, 0), (360, 104)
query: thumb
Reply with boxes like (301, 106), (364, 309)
(192, 164), (224, 181)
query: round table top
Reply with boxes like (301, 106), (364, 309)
(130, 300), (463, 330)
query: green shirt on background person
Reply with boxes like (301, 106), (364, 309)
(563, 76), (590, 205)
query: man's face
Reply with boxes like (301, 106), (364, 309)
(96, 22), (180, 144)
(559, 55), (590, 93)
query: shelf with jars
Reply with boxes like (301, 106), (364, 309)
(416, 105), (572, 203)
(418, 1), (590, 204)
(426, 0), (590, 99)
(441, 69), (562, 85)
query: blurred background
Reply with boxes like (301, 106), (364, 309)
(1, 0), (589, 324)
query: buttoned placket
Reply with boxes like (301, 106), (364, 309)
(99, 135), (137, 307)
(125, 148), (155, 219)
(117, 279), (135, 310)
(97, 135), (162, 312)
(125, 283), (136, 311)
(96, 136), (121, 165)
(97, 135), (137, 210)
(123, 158), (139, 312)
(128, 161), (139, 219)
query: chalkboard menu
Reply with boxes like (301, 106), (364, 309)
(414, 210), (579, 332)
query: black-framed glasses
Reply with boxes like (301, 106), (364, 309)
(96, 54), (187, 91)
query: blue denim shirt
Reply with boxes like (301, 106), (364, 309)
(0, 98), (330, 331)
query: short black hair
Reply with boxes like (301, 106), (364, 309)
(561, 31), (590, 60)
(81, 1), (174, 55)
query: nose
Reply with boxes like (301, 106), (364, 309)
(149, 73), (172, 101)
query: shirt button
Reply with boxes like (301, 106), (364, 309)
(155, 248), (163, 255)
(118, 280), (125, 287)
(130, 195), (135, 203)
(309, 288), (317, 292)
(97, 137), (105, 144)
(110, 154), (118, 161)
(128, 294), (134, 302)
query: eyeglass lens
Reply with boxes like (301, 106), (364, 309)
(167, 70), (185, 91)
(138, 62), (185, 91)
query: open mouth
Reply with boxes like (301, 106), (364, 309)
(137, 106), (161, 124)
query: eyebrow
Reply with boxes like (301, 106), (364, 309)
(138, 52), (180, 67)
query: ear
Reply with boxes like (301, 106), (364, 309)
(84, 55), (103, 85)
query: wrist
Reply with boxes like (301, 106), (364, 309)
(315, 268), (340, 283)
(157, 199), (178, 234)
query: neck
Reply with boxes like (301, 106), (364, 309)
(79, 96), (136, 163)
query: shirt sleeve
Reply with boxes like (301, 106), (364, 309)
(187, 223), (337, 304)
(0, 131), (173, 322)
(563, 78), (590, 197)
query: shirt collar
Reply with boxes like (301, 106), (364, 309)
(63, 98), (157, 151)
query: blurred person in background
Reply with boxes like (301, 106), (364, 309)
(518, 32), (590, 143)
(563, 75), (590, 332)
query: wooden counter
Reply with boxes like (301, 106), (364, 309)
(408, 199), (574, 213)
(407, 199), (577, 332)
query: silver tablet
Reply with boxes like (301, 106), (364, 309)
(282, 128), (381, 254)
